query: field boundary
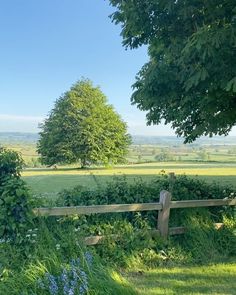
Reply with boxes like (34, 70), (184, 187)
(33, 191), (236, 244)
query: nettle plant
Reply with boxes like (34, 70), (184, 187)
(0, 148), (33, 243)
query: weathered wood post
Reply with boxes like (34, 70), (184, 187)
(158, 190), (172, 239)
(169, 172), (176, 193)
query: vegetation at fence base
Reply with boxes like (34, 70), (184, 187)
(0, 220), (136, 295)
(180, 215), (236, 263)
(55, 174), (236, 267)
(0, 148), (34, 245)
(56, 173), (235, 226)
(0, 214), (234, 294)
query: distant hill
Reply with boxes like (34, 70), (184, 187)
(132, 135), (236, 146)
(0, 132), (235, 146)
(0, 132), (39, 144)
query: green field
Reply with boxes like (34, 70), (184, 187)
(23, 161), (236, 198)
(126, 261), (236, 294)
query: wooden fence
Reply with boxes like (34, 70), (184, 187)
(33, 191), (236, 245)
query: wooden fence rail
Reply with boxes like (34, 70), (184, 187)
(33, 191), (236, 243)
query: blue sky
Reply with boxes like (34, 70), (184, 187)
(0, 0), (235, 137)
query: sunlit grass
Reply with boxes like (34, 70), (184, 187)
(23, 162), (236, 177)
(126, 261), (236, 294)
(22, 162), (236, 196)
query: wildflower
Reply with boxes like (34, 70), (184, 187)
(80, 270), (87, 281)
(37, 278), (45, 289)
(70, 264), (79, 291)
(79, 270), (88, 294)
(56, 243), (61, 250)
(79, 283), (88, 295)
(84, 252), (93, 266)
(46, 273), (58, 295)
(70, 258), (77, 267)
(61, 268), (70, 295)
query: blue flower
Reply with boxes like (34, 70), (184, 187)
(68, 287), (75, 295)
(46, 273), (58, 295)
(37, 278), (45, 289)
(61, 268), (70, 295)
(39, 257), (89, 295)
(79, 270), (88, 294)
(84, 252), (93, 266)
(79, 283), (88, 295)
(70, 259), (77, 267)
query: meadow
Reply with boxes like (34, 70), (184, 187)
(1, 134), (236, 294)
(23, 162), (236, 199)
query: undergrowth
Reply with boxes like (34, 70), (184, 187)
(54, 174), (236, 267)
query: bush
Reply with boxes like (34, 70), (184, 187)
(0, 147), (24, 181)
(55, 174), (236, 266)
(57, 174), (235, 228)
(0, 148), (33, 244)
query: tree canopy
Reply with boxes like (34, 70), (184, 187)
(110, 0), (236, 142)
(37, 79), (131, 167)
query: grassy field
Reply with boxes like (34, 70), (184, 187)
(126, 261), (236, 294)
(23, 162), (236, 197)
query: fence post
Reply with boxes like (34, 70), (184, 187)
(169, 172), (176, 193)
(158, 190), (172, 239)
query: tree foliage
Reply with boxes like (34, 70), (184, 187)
(0, 148), (33, 243)
(155, 149), (173, 162)
(37, 79), (131, 166)
(110, 0), (236, 142)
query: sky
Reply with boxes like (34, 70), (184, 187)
(0, 0), (235, 137)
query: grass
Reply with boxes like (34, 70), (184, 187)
(126, 261), (236, 294)
(22, 161), (236, 197)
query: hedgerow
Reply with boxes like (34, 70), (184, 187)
(55, 174), (236, 266)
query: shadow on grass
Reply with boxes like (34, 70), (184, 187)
(24, 161), (236, 173)
(127, 261), (236, 294)
(23, 173), (236, 197)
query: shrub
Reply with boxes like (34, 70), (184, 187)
(57, 174), (235, 228)
(0, 147), (24, 181)
(55, 174), (236, 266)
(0, 148), (33, 244)
(0, 177), (33, 243)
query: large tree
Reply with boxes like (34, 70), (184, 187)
(37, 79), (131, 167)
(110, 0), (236, 142)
